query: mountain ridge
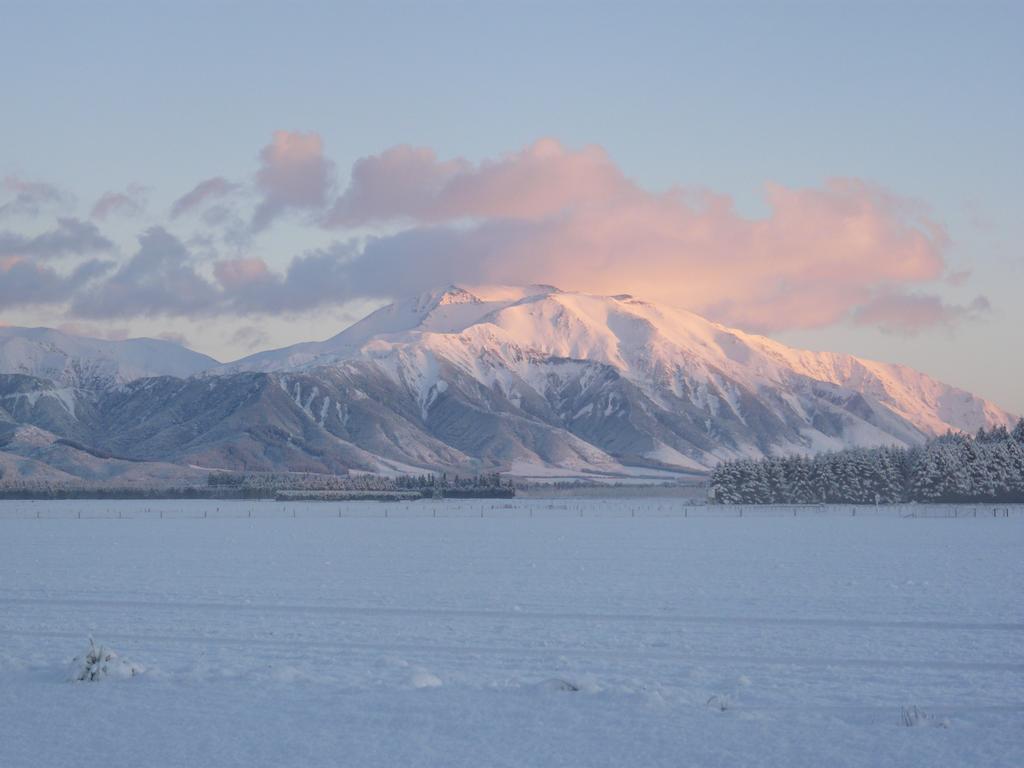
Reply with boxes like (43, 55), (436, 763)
(0, 286), (1015, 482)
(0, 326), (218, 389)
(224, 284), (1013, 440)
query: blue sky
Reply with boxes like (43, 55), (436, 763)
(1, 0), (1021, 411)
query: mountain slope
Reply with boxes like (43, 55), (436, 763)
(0, 327), (218, 388)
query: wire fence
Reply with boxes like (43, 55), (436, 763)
(0, 499), (1021, 520)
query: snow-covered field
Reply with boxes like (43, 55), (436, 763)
(1, 501), (1021, 767)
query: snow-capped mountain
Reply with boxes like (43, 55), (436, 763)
(0, 327), (218, 389)
(214, 284), (1013, 472)
(0, 286), (1015, 480)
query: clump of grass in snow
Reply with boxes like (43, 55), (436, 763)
(69, 638), (144, 682)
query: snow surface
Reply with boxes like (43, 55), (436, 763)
(1, 500), (1021, 767)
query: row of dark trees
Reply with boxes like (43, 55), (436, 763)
(207, 470), (514, 499)
(710, 420), (1024, 504)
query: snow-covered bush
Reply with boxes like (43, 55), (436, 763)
(69, 639), (144, 682)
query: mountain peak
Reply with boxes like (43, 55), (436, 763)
(435, 285), (482, 306)
(413, 285), (483, 313)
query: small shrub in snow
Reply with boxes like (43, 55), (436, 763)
(900, 705), (949, 728)
(69, 639), (144, 682)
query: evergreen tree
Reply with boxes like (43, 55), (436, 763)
(1012, 419), (1024, 445)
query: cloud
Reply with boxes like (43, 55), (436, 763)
(251, 130), (334, 232)
(316, 139), (957, 333)
(170, 177), (239, 219)
(326, 139), (632, 226)
(852, 293), (991, 334)
(64, 232), (357, 320)
(1, 137), (981, 337)
(72, 227), (220, 318)
(213, 257), (270, 287)
(90, 185), (147, 221)
(228, 325), (270, 351)
(56, 322), (130, 340)
(0, 257), (112, 310)
(946, 269), (971, 287)
(0, 176), (70, 218)
(326, 146), (472, 226)
(157, 331), (192, 347)
(212, 242), (360, 314)
(0, 218), (114, 260)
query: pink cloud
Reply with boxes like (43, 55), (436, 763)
(214, 257), (271, 287)
(5, 137), (981, 337)
(322, 141), (957, 332)
(0, 176), (70, 218)
(252, 130), (334, 231)
(91, 186), (146, 221)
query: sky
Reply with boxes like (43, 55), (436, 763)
(0, 0), (1021, 412)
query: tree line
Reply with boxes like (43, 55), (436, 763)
(710, 420), (1024, 505)
(207, 470), (514, 499)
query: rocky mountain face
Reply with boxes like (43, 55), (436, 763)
(0, 286), (1015, 482)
